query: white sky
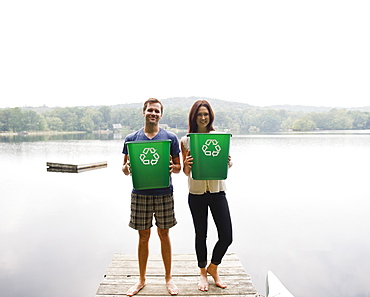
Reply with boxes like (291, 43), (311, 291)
(1, 0), (369, 108)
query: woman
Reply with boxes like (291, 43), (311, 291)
(181, 100), (233, 292)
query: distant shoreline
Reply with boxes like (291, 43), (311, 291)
(0, 131), (88, 137)
(1, 129), (370, 138)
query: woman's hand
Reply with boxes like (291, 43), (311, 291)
(183, 151), (193, 176)
(228, 155), (233, 168)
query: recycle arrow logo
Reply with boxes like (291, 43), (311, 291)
(202, 139), (221, 157)
(140, 147), (160, 165)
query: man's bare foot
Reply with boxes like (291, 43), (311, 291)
(127, 282), (145, 296)
(207, 263), (227, 289)
(198, 270), (209, 291)
(166, 278), (179, 295)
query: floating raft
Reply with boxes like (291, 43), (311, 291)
(95, 253), (258, 296)
(46, 161), (107, 173)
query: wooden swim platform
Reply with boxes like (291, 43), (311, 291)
(46, 161), (107, 173)
(95, 253), (259, 296)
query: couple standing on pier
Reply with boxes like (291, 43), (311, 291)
(122, 98), (233, 296)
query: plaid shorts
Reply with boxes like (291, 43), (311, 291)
(129, 193), (177, 230)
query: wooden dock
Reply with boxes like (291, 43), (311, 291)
(46, 161), (107, 173)
(95, 253), (259, 296)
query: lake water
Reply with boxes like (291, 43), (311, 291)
(1, 132), (370, 297)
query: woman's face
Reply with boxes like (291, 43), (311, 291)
(196, 106), (210, 132)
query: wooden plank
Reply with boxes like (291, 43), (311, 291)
(100, 275), (253, 284)
(96, 281), (257, 296)
(108, 253), (246, 276)
(112, 253), (241, 262)
(97, 294), (257, 297)
(106, 267), (245, 276)
(110, 257), (243, 265)
(95, 253), (258, 296)
(77, 161), (107, 170)
(46, 161), (107, 173)
(96, 277), (256, 295)
(47, 162), (78, 170)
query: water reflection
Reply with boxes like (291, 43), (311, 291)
(3, 130), (369, 143)
(1, 133), (370, 297)
(0, 132), (125, 143)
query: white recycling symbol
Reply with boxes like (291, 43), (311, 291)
(140, 147), (160, 165)
(202, 139), (221, 157)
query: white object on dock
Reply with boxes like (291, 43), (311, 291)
(266, 270), (294, 297)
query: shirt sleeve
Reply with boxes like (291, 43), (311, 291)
(180, 135), (190, 151)
(122, 133), (135, 155)
(122, 142), (128, 155)
(170, 134), (181, 156)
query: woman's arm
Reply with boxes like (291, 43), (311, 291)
(228, 155), (233, 168)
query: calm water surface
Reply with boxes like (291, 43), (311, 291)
(1, 132), (370, 297)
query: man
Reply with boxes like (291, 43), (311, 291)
(122, 98), (181, 296)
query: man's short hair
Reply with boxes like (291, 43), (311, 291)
(143, 98), (164, 114)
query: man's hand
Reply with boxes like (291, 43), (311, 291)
(122, 160), (131, 176)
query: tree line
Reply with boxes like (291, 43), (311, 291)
(1, 105), (370, 133)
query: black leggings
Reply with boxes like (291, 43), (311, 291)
(188, 191), (233, 268)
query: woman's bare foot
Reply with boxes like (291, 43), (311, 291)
(127, 281), (145, 296)
(198, 268), (209, 291)
(207, 263), (227, 288)
(166, 278), (179, 295)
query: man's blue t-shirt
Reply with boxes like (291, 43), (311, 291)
(122, 128), (181, 195)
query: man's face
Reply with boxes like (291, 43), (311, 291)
(143, 102), (162, 125)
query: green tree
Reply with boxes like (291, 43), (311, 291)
(240, 110), (263, 131)
(162, 109), (187, 129)
(281, 116), (293, 130)
(0, 109), (12, 131)
(9, 108), (23, 132)
(292, 118), (316, 131)
(259, 110), (282, 131)
(111, 108), (143, 130)
(309, 112), (327, 129)
(80, 115), (95, 132)
(214, 111), (233, 129)
(21, 110), (44, 131)
(323, 109), (353, 130)
(366, 114), (370, 129)
(38, 115), (48, 131)
(45, 116), (64, 131)
(83, 108), (103, 131)
(99, 106), (112, 129)
(48, 108), (79, 131)
(349, 110), (368, 129)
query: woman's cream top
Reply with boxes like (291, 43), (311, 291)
(181, 135), (226, 195)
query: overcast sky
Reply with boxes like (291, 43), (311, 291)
(1, 0), (369, 108)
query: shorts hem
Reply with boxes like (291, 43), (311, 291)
(129, 220), (154, 230)
(156, 220), (178, 230)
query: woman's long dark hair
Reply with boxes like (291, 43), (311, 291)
(188, 100), (215, 133)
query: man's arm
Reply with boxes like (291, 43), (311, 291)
(122, 154), (131, 175)
(170, 154), (181, 174)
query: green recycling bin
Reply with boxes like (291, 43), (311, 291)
(188, 133), (232, 180)
(126, 139), (171, 190)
